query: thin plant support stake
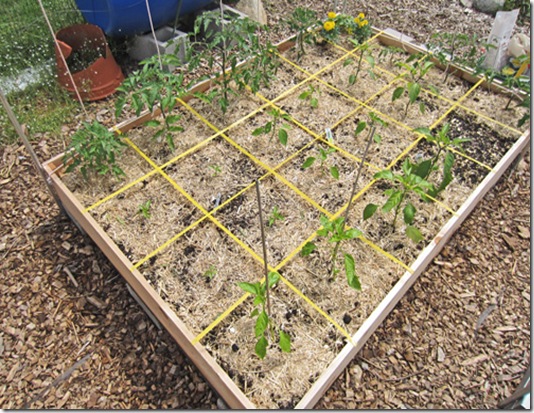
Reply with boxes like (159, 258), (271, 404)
(37, 0), (88, 118)
(329, 126), (375, 277)
(146, 0), (163, 70)
(255, 179), (271, 317)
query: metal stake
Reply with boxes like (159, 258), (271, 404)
(255, 179), (271, 316)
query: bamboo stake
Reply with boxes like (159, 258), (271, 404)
(146, 0), (163, 70)
(255, 179), (271, 316)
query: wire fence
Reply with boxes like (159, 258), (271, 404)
(0, 0), (84, 81)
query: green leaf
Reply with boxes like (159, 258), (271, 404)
(365, 55), (375, 68)
(349, 74), (357, 85)
(279, 330), (291, 353)
(343, 58), (354, 67)
(301, 242), (317, 256)
(250, 308), (259, 318)
(267, 271), (280, 288)
(344, 228), (362, 239)
(373, 169), (394, 181)
(403, 203), (416, 225)
(145, 120), (161, 128)
(310, 97), (319, 108)
(255, 311), (269, 338)
(406, 225), (423, 243)
(419, 101), (426, 114)
(382, 190), (403, 213)
(414, 159), (432, 179)
(298, 91), (310, 100)
(255, 336), (268, 359)
(407, 82), (421, 104)
(363, 203), (378, 220)
(252, 126), (264, 136)
(344, 253), (361, 290)
(278, 128), (288, 145)
(302, 157), (316, 169)
(330, 166), (339, 180)
(373, 133), (382, 144)
(237, 281), (260, 296)
(354, 121), (367, 136)
(392, 86), (404, 101)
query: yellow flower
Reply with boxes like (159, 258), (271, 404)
(358, 12), (365, 19)
(358, 19), (369, 27)
(354, 17), (360, 24)
(328, 11), (337, 19)
(323, 21), (336, 31)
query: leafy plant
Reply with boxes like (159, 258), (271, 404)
(189, 9), (279, 114)
(138, 200), (152, 219)
(237, 272), (291, 359)
(354, 111), (388, 144)
(298, 84), (320, 108)
(267, 206), (284, 227)
(414, 122), (470, 199)
(302, 215), (362, 289)
(363, 158), (435, 243)
(343, 42), (376, 85)
(302, 145), (339, 179)
(115, 54), (187, 152)
(63, 120), (126, 179)
(392, 54), (436, 118)
(252, 108), (292, 146)
(284, 7), (318, 61)
(500, 55), (530, 110)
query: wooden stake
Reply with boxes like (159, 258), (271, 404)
(255, 179), (271, 316)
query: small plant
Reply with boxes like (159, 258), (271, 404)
(267, 206), (285, 227)
(392, 54), (436, 119)
(252, 108), (292, 146)
(302, 215), (361, 289)
(209, 164), (222, 177)
(414, 122), (470, 199)
(115, 54), (187, 152)
(237, 272), (291, 359)
(501, 55), (530, 110)
(363, 158), (434, 243)
(298, 84), (320, 108)
(284, 7), (318, 61)
(203, 265), (217, 280)
(63, 120), (126, 179)
(376, 45), (405, 67)
(138, 200), (152, 219)
(302, 146), (339, 179)
(354, 111), (388, 144)
(343, 42), (376, 85)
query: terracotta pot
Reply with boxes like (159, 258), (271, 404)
(55, 24), (124, 101)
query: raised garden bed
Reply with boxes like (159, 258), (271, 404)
(42, 27), (529, 409)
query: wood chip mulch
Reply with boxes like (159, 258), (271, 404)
(0, 0), (530, 409)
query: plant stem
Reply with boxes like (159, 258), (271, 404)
(255, 179), (271, 317)
(392, 190), (406, 229)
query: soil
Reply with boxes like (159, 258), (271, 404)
(0, 0), (530, 409)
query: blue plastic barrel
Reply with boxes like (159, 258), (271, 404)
(75, 0), (214, 37)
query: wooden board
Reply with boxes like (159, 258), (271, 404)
(42, 29), (531, 408)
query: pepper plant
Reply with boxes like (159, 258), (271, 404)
(284, 7), (318, 61)
(343, 41), (376, 85)
(298, 84), (320, 108)
(302, 145), (339, 179)
(63, 120), (126, 179)
(252, 108), (292, 146)
(237, 272), (291, 359)
(363, 158), (435, 243)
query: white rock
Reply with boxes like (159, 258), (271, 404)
(233, 0), (267, 25)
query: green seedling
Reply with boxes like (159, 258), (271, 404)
(376, 45), (406, 67)
(363, 158), (435, 243)
(63, 120), (126, 179)
(414, 122), (470, 199)
(302, 215), (361, 289)
(237, 272), (291, 359)
(392, 54), (436, 118)
(343, 42), (376, 85)
(284, 7), (318, 61)
(138, 200), (152, 219)
(302, 146), (339, 179)
(267, 206), (285, 227)
(209, 164), (222, 177)
(203, 265), (217, 280)
(298, 84), (320, 108)
(354, 111), (388, 144)
(252, 108), (292, 146)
